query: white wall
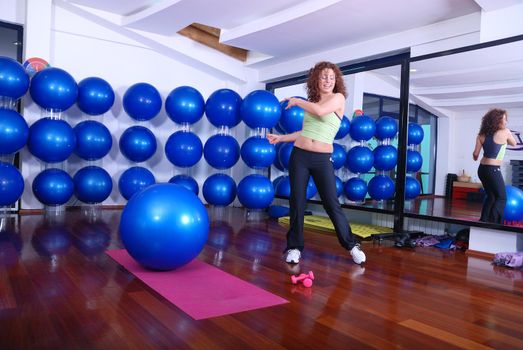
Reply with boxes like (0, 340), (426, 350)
(0, 0), (26, 25)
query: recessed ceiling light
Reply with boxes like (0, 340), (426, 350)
(410, 68), (418, 72)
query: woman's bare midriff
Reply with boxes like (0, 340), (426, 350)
(294, 136), (333, 153)
(480, 157), (502, 166)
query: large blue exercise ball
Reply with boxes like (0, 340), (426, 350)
(241, 90), (281, 129)
(28, 118), (76, 163)
(237, 174), (274, 209)
(276, 176), (291, 198)
(119, 183), (209, 271)
(241, 136), (276, 169)
(344, 177), (367, 202)
(169, 174), (199, 195)
(335, 176), (343, 197)
(73, 166), (112, 204)
(406, 150), (423, 173)
(505, 186), (523, 223)
(373, 145), (398, 171)
(0, 162), (24, 206)
(331, 143), (347, 170)
(123, 82), (162, 121)
(119, 126), (157, 163)
(408, 123), (424, 145)
(335, 116), (351, 140)
(405, 176), (421, 200)
(272, 143), (285, 171)
(346, 146), (374, 174)
(32, 168), (74, 206)
(375, 116), (398, 140)
(306, 177), (317, 199)
(368, 175), (395, 200)
(203, 173), (237, 206)
(205, 88), (242, 128)
(0, 108), (29, 155)
(165, 130), (202, 167)
(279, 98), (304, 133)
(0, 56), (29, 100)
(29, 67), (78, 111)
(279, 142), (294, 169)
(118, 166), (156, 200)
(204, 134), (240, 169)
(77, 77), (115, 115)
(165, 86), (204, 125)
(73, 120), (112, 160)
(349, 115), (376, 142)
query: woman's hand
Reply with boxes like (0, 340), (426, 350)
(284, 97), (301, 109)
(267, 133), (282, 144)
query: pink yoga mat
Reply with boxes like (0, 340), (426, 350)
(107, 249), (288, 320)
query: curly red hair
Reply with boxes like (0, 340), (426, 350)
(306, 61), (347, 102)
(479, 108), (507, 136)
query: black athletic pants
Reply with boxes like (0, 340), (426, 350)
(477, 164), (506, 224)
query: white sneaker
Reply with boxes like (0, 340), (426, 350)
(285, 249), (301, 264)
(350, 244), (366, 265)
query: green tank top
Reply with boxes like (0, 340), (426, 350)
(300, 111), (341, 144)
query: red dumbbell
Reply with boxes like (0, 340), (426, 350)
(291, 271), (314, 287)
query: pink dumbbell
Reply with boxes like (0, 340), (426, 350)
(291, 271), (314, 287)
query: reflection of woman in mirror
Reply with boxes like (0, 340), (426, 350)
(473, 108), (517, 224)
(267, 61), (366, 265)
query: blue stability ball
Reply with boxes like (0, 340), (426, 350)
(331, 143), (347, 170)
(28, 118), (76, 163)
(368, 175), (395, 200)
(166, 86), (205, 125)
(279, 98), (305, 133)
(118, 166), (156, 201)
(169, 174), (199, 195)
(276, 176), (291, 198)
(0, 162), (24, 206)
(346, 146), (374, 174)
(375, 116), (398, 140)
(32, 168), (74, 206)
(73, 166), (112, 204)
(406, 150), (423, 173)
(344, 177), (367, 202)
(405, 176), (421, 200)
(123, 82), (162, 121)
(29, 67), (78, 111)
(165, 130), (202, 168)
(0, 56), (30, 99)
(241, 90), (281, 129)
(0, 108), (29, 155)
(505, 186), (523, 222)
(241, 135), (276, 169)
(203, 173), (237, 206)
(279, 142), (294, 169)
(204, 134), (240, 170)
(335, 116), (351, 140)
(272, 175), (284, 191)
(408, 123), (424, 145)
(73, 120), (112, 161)
(272, 143), (285, 171)
(205, 88), (242, 128)
(349, 115), (376, 142)
(237, 174), (274, 209)
(119, 126), (157, 163)
(119, 183), (209, 271)
(373, 145), (398, 171)
(306, 177), (317, 199)
(77, 77), (115, 115)
(335, 176), (343, 197)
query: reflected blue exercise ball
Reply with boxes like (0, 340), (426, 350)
(73, 120), (112, 160)
(405, 176), (421, 200)
(344, 177), (367, 202)
(204, 134), (240, 170)
(120, 183), (209, 270)
(205, 88), (242, 127)
(505, 186), (523, 222)
(0, 162), (24, 206)
(279, 142), (294, 169)
(408, 123), (424, 145)
(119, 126), (157, 163)
(32, 222), (71, 257)
(28, 118), (76, 163)
(375, 116), (398, 140)
(32, 168), (74, 206)
(165, 130), (202, 167)
(335, 176), (343, 197)
(29, 67), (78, 111)
(241, 90), (281, 129)
(335, 116), (351, 140)
(346, 146), (374, 174)
(368, 175), (395, 200)
(273, 143), (285, 171)
(279, 98), (304, 133)
(241, 135), (276, 169)
(373, 145), (398, 171)
(73, 166), (112, 204)
(349, 115), (376, 141)
(0, 108), (29, 155)
(123, 82), (162, 121)
(406, 150), (423, 173)
(169, 174), (199, 195)
(237, 174), (274, 209)
(203, 173), (237, 206)
(166, 86), (204, 125)
(118, 166), (156, 200)
(276, 176), (291, 198)
(331, 143), (346, 170)
(0, 56), (29, 100)
(77, 77), (115, 115)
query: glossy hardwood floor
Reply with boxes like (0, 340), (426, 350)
(1, 206), (522, 349)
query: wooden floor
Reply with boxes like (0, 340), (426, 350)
(1, 206), (523, 349)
